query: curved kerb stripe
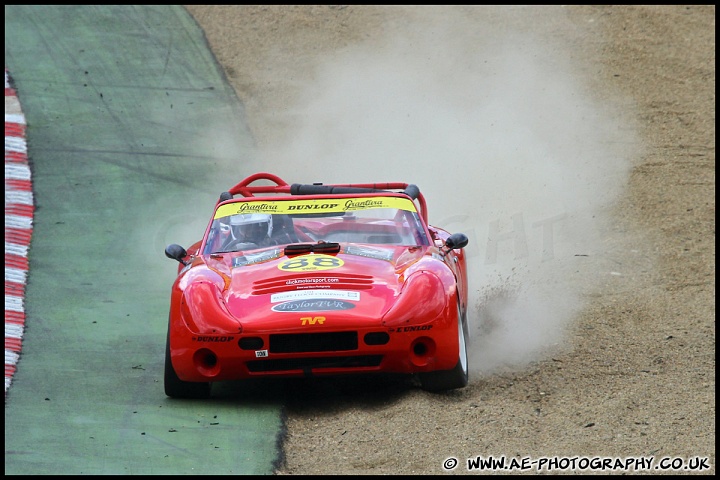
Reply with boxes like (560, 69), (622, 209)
(5, 68), (33, 394)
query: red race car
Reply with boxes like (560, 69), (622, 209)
(163, 172), (469, 398)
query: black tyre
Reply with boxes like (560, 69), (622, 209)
(164, 327), (211, 399)
(419, 302), (469, 392)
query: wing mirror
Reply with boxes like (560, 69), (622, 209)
(440, 233), (468, 256)
(165, 243), (189, 266)
(445, 233), (468, 250)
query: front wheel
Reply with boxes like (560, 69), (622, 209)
(418, 302), (469, 392)
(164, 327), (211, 399)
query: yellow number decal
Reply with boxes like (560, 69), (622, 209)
(278, 254), (344, 271)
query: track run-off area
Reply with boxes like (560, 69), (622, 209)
(5, 6), (284, 474)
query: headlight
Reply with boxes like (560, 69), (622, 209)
(382, 271), (446, 327)
(180, 282), (243, 334)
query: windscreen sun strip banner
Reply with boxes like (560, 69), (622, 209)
(214, 196), (418, 219)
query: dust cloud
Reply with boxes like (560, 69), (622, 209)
(240, 6), (641, 376)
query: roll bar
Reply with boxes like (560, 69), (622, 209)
(219, 172), (428, 223)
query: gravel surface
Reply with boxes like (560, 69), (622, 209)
(185, 5), (714, 475)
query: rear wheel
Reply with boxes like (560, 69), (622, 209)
(164, 326), (211, 399)
(418, 302), (469, 392)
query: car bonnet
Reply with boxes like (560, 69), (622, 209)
(216, 245), (427, 328)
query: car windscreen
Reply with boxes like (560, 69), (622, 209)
(203, 196), (430, 254)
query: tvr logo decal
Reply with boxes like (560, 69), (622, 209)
(301, 316), (326, 326)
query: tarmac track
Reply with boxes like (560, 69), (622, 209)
(5, 5), (284, 474)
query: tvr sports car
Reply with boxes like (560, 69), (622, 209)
(163, 172), (469, 398)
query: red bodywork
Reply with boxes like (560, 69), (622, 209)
(164, 173), (468, 392)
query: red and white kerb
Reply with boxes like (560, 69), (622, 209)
(5, 68), (32, 394)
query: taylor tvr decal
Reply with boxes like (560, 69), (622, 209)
(271, 299), (356, 312)
(270, 289), (360, 303)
